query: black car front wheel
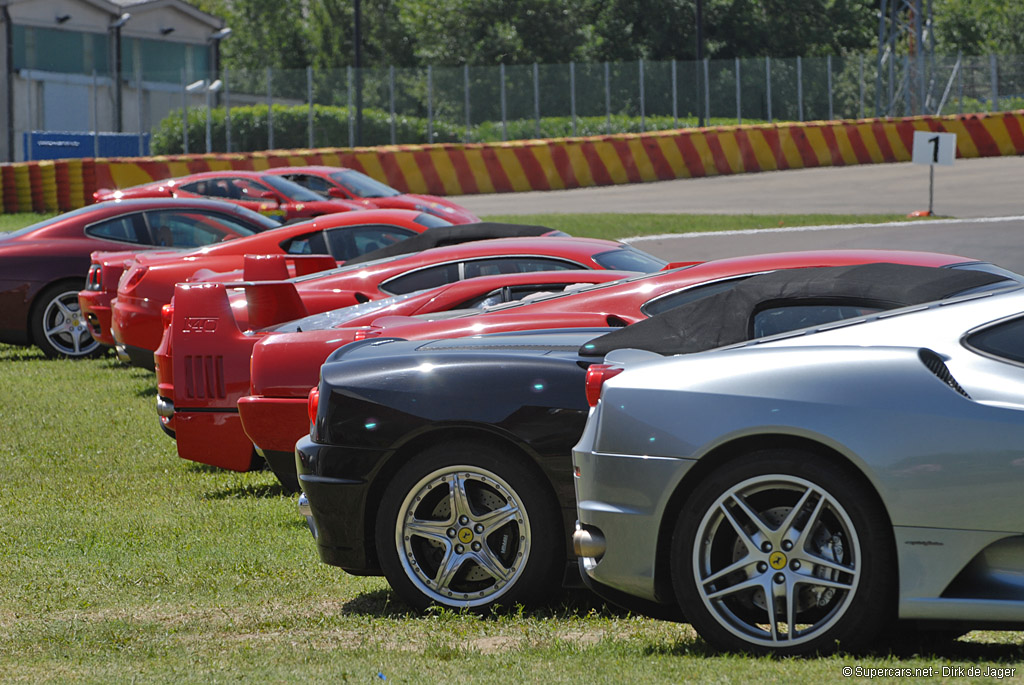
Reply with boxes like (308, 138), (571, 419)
(375, 439), (562, 612)
(670, 450), (896, 655)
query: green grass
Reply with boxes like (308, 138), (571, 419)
(0, 211), (921, 239)
(2, 345), (1024, 681)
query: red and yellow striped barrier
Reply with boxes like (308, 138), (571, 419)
(3, 111), (1023, 214)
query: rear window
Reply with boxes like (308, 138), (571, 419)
(592, 246), (665, 272)
(85, 215), (145, 244)
(414, 213), (453, 229)
(965, 315), (1024, 365)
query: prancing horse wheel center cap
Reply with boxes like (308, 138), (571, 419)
(769, 551), (787, 570)
(457, 528), (474, 544)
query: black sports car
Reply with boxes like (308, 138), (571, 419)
(296, 263), (1016, 612)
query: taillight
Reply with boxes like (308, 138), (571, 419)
(307, 387), (320, 424)
(585, 364), (624, 408)
(86, 264), (102, 290)
(353, 328), (382, 342)
(161, 303), (174, 330)
(121, 265), (148, 291)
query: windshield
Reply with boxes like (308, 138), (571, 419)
(592, 246), (666, 272)
(270, 290), (426, 332)
(330, 170), (401, 198)
(261, 175), (325, 202)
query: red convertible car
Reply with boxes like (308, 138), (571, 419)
(235, 249), (997, 489)
(99, 209), (455, 367)
(93, 170), (365, 222)
(0, 198), (279, 357)
(266, 166), (480, 225)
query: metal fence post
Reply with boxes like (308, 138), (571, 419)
(903, 54), (911, 115)
(735, 57), (741, 124)
(389, 66), (396, 144)
(604, 61), (610, 133)
(957, 51), (963, 115)
(181, 68), (188, 155)
(224, 68), (231, 153)
(703, 58), (710, 123)
(765, 57), (772, 122)
(307, 66), (314, 148)
(347, 66), (354, 147)
(858, 55), (865, 119)
(797, 56), (804, 121)
(827, 55), (833, 120)
(533, 62), (540, 138)
(638, 58), (645, 132)
(500, 63), (507, 141)
(671, 59), (678, 127)
(990, 54), (999, 112)
(464, 64), (471, 143)
(570, 61), (577, 137)
(137, 71), (144, 155)
(266, 67), (273, 149)
(427, 65), (434, 143)
(92, 70), (99, 156)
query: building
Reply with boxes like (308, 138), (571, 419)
(0, 0), (228, 162)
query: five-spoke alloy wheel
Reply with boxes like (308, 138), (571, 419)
(671, 450), (895, 655)
(376, 439), (562, 612)
(31, 282), (101, 358)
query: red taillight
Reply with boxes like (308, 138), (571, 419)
(585, 364), (624, 408)
(86, 264), (102, 290)
(352, 328), (382, 342)
(308, 387), (320, 424)
(161, 303), (174, 329)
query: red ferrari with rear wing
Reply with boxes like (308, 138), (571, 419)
(234, 249), (995, 490)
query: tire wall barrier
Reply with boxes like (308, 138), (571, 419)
(3, 111), (1023, 214)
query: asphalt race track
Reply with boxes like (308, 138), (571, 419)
(458, 155), (1024, 273)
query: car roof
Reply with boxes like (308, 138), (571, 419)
(345, 222), (560, 264)
(579, 262), (1011, 357)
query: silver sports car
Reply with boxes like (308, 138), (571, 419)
(572, 284), (1024, 655)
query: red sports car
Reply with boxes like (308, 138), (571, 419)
(154, 236), (666, 470)
(266, 166), (480, 225)
(0, 198), (279, 357)
(93, 170), (365, 222)
(156, 268), (636, 474)
(103, 209), (455, 367)
(235, 249), (998, 489)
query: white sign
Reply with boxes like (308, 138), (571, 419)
(912, 131), (957, 166)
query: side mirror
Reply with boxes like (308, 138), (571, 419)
(327, 187), (349, 200)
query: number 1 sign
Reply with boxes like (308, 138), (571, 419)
(911, 130), (957, 215)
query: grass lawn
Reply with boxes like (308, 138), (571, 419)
(1, 209), (1021, 681)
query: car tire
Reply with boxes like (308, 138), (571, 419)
(30, 281), (102, 359)
(375, 439), (563, 613)
(670, 450), (895, 655)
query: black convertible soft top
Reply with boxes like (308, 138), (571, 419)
(344, 222), (562, 265)
(579, 262), (1009, 357)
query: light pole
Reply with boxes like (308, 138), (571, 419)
(205, 79), (221, 153)
(208, 27), (231, 108)
(696, 0), (705, 127)
(353, 0), (362, 146)
(109, 12), (130, 133)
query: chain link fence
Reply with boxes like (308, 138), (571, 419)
(16, 53), (1024, 159)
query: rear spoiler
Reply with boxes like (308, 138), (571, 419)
(242, 253), (337, 281)
(174, 280), (309, 332)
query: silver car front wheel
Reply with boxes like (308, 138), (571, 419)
(671, 450), (895, 655)
(31, 282), (101, 358)
(376, 439), (562, 612)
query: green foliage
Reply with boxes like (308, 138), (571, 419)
(933, 0), (1024, 55)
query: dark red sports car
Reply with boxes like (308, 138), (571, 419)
(235, 249), (994, 488)
(93, 170), (365, 223)
(103, 208), (455, 367)
(0, 198), (279, 357)
(154, 236), (666, 472)
(266, 166), (480, 225)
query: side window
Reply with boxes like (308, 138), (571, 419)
(85, 215), (145, 244)
(642, 277), (752, 317)
(288, 174), (333, 196)
(462, 257), (582, 278)
(459, 283), (575, 309)
(231, 178), (275, 201)
(144, 211), (258, 247)
(381, 264), (460, 295)
(752, 304), (880, 338)
(966, 316), (1024, 365)
(282, 231), (329, 255)
(325, 225), (417, 261)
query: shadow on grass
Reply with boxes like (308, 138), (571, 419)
(0, 345), (116, 363)
(203, 480), (289, 500)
